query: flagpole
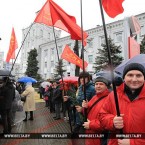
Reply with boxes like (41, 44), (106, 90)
(98, 0), (123, 133)
(51, 26), (66, 93)
(9, 23), (34, 76)
(80, 0), (87, 122)
(11, 59), (14, 73)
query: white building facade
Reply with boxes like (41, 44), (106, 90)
(20, 13), (145, 79)
(0, 52), (4, 70)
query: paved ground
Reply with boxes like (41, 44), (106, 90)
(0, 94), (85, 145)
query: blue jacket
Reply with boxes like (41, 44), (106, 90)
(76, 82), (96, 106)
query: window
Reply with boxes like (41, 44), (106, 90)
(87, 38), (93, 47)
(140, 25), (144, 36)
(88, 55), (93, 63)
(115, 32), (122, 42)
(58, 46), (62, 54)
(100, 36), (105, 46)
(51, 48), (54, 55)
(44, 50), (48, 57)
(78, 41), (82, 48)
(44, 62), (47, 68)
(51, 61), (54, 67)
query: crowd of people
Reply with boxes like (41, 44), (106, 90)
(39, 63), (145, 145)
(1, 62), (145, 145)
(0, 78), (36, 134)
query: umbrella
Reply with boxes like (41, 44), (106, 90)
(94, 70), (122, 81)
(18, 76), (37, 83)
(114, 54), (145, 75)
(94, 70), (123, 86)
(41, 81), (51, 88)
(59, 76), (78, 84)
(0, 69), (12, 76)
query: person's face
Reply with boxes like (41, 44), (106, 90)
(124, 70), (144, 90)
(80, 77), (89, 85)
(53, 82), (57, 88)
(95, 82), (107, 94)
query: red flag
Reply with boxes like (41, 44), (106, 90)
(11, 51), (15, 59)
(61, 45), (88, 69)
(128, 37), (140, 59)
(34, 0), (88, 45)
(129, 16), (141, 36)
(6, 28), (18, 62)
(102, 0), (124, 18)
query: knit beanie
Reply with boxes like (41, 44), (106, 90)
(123, 63), (145, 79)
(95, 76), (110, 86)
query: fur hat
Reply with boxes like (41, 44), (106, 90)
(94, 76), (110, 86)
(78, 71), (90, 83)
(123, 63), (145, 79)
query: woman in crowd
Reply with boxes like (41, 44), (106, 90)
(21, 82), (36, 121)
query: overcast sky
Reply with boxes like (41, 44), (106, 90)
(0, 0), (145, 61)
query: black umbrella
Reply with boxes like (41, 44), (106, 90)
(0, 69), (12, 76)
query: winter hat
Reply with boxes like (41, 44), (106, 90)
(78, 71), (90, 83)
(114, 76), (123, 86)
(56, 81), (60, 85)
(94, 76), (110, 86)
(123, 63), (145, 79)
(79, 71), (90, 78)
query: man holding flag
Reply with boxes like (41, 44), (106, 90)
(99, 63), (145, 145)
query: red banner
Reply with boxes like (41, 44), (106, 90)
(6, 28), (18, 62)
(34, 0), (88, 46)
(61, 45), (88, 69)
(128, 37), (140, 59)
(102, 0), (124, 18)
(129, 16), (141, 36)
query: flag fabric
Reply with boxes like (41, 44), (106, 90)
(6, 28), (18, 62)
(128, 37), (140, 59)
(34, 0), (88, 45)
(11, 51), (15, 59)
(61, 45), (88, 69)
(102, 0), (124, 18)
(129, 16), (141, 36)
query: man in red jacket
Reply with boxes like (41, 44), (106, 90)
(99, 63), (145, 145)
(76, 76), (111, 145)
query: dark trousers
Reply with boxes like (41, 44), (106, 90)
(55, 102), (61, 118)
(49, 100), (55, 113)
(0, 109), (12, 133)
(40, 93), (43, 99)
(25, 111), (33, 120)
